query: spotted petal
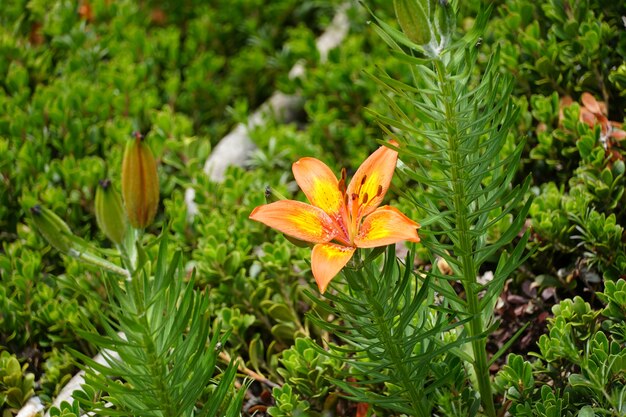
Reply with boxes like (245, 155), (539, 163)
(250, 200), (338, 243)
(311, 243), (355, 293)
(347, 141), (399, 219)
(354, 206), (420, 248)
(292, 157), (344, 220)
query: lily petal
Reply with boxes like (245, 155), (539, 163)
(354, 205), (420, 248)
(347, 142), (399, 219)
(250, 200), (338, 243)
(292, 157), (345, 220)
(311, 243), (356, 293)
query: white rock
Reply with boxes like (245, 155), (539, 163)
(16, 396), (44, 417)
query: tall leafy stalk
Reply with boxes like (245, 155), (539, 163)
(369, 6), (532, 414)
(434, 56), (497, 416)
(310, 3), (533, 415)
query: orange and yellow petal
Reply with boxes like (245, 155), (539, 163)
(292, 157), (344, 219)
(250, 200), (338, 243)
(311, 243), (356, 293)
(354, 205), (420, 248)
(346, 141), (399, 219)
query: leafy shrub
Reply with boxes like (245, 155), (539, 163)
(497, 291), (626, 415)
(0, 351), (35, 415)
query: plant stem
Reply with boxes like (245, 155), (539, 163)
(218, 351), (280, 389)
(435, 60), (496, 417)
(366, 285), (429, 417)
(69, 248), (131, 279)
(130, 275), (177, 417)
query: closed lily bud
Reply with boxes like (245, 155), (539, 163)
(394, 0), (432, 45)
(29, 205), (74, 253)
(394, 0), (454, 55)
(435, 0), (454, 45)
(95, 179), (127, 245)
(121, 132), (159, 229)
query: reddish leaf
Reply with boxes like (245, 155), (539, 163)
(356, 402), (369, 417)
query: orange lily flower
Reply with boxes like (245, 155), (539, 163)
(249, 142), (420, 293)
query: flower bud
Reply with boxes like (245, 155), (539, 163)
(394, 0), (432, 45)
(121, 132), (160, 229)
(29, 205), (74, 253)
(394, 0), (454, 55)
(95, 179), (127, 244)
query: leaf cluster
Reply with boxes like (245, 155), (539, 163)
(306, 247), (469, 416)
(0, 350), (35, 415)
(496, 288), (626, 416)
(70, 236), (245, 417)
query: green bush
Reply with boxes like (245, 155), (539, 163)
(0, 351), (35, 415)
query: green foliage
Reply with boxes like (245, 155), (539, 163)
(0, 1), (344, 412)
(520, 86), (626, 286)
(39, 349), (75, 403)
(276, 338), (343, 402)
(71, 235), (244, 416)
(48, 401), (81, 417)
(495, 354), (534, 404)
(598, 279), (626, 343)
(473, 0), (626, 291)
(483, 0), (626, 104)
(0, 351), (35, 414)
(1, 0), (626, 414)
(497, 293), (626, 416)
(0, 0), (339, 240)
(364, 4), (532, 414)
(267, 383), (312, 417)
(307, 248), (460, 416)
(0, 229), (104, 351)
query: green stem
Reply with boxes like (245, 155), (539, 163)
(435, 60), (496, 417)
(140, 314), (175, 417)
(130, 276), (176, 417)
(365, 286), (429, 417)
(69, 248), (131, 279)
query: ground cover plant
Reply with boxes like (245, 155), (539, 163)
(1, 0), (626, 416)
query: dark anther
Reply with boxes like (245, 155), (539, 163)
(99, 179), (111, 189)
(362, 193), (369, 204)
(351, 193), (358, 200)
(377, 185), (383, 196)
(360, 175), (367, 185)
(338, 178), (346, 194)
(341, 168), (347, 181)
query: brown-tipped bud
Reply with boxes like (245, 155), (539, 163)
(95, 179), (127, 244)
(121, 134), (159, 229)
(29, 205), (74, 253)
